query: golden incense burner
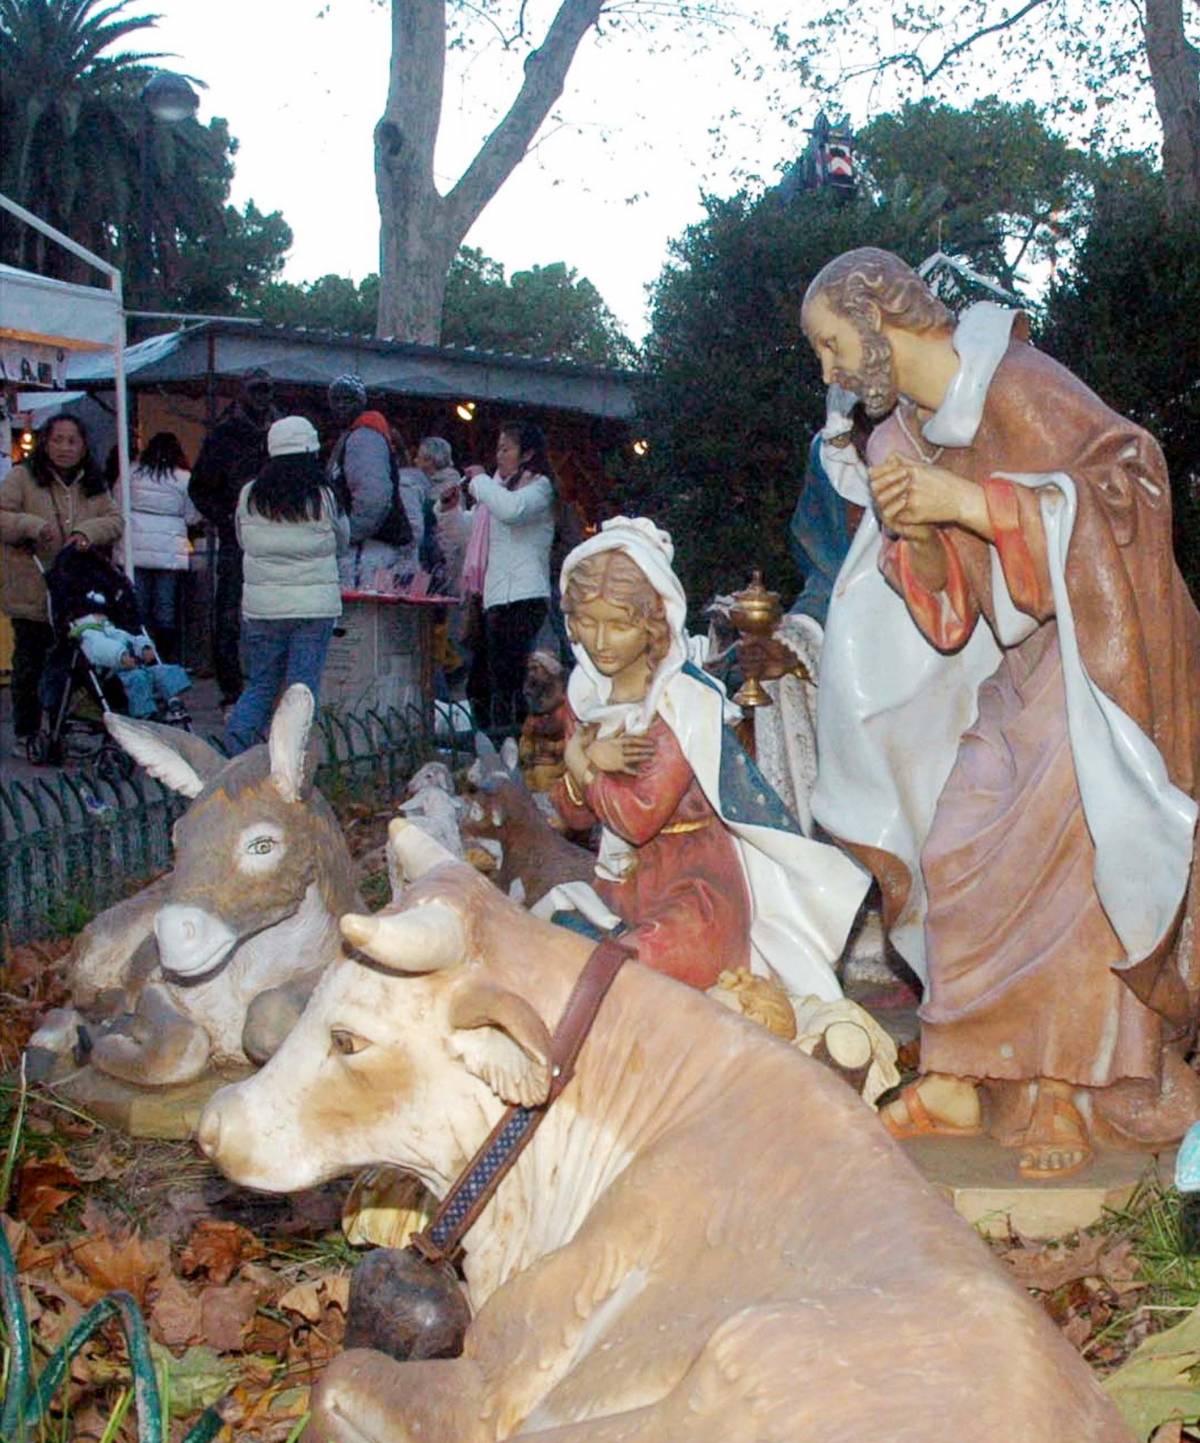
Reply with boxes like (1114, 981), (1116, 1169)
(730, 570), (783, 709)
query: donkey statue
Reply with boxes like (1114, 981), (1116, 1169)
(33, 686), (362, 1088)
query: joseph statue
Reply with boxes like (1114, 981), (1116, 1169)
(803, 247), (1200, 1179)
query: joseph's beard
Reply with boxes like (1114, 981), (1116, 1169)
(837, 331), (897, 419)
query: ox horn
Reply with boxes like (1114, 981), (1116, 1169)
(341, 900), (466, 973)
(387, 817), (457, 881)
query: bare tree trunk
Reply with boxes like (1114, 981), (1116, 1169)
(375, 0), (604, 342)
(1144, 0), (1200, 217)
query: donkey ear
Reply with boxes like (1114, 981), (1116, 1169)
(499, 736), (521, 777)
(447, 979), (553, 1108)
(269, 684), (316, 803)
(104, 714), (225, 798)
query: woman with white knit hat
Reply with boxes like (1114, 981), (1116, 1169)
(224, 416), (350, 753)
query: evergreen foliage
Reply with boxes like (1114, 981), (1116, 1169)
(1042, 156), (1200, 595)
(628, 100), (1200, 607)
(258, 248), (637, 367)
(0, 0), (292, 311)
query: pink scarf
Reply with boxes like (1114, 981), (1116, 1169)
(462, 468), (531, 597)
(461, 502), (490, 597)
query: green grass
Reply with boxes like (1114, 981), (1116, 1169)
(358, 868), (391, 912)
(1086, 1175), (1200, 1365)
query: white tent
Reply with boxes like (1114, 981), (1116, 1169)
(0, 194), (133, 576)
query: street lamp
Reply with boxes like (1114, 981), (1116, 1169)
(137, 72), (200, 300)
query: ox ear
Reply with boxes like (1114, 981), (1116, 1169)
(448, 979), (553, 1108)
(104, 714), (225, 798)
(269, 684), (316, 802)
(499, 736), (521, 777)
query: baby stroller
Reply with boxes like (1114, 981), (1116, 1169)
(26, 544), (191, 769)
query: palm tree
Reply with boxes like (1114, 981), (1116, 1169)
(0, 1), (166, 272)
(0, 0), (234, 298)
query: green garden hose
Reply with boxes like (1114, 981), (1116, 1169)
(0, 1225), (222, 1442)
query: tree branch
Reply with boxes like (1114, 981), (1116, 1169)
(444, 0), (605, 237)
(840, 0), (1056, 88)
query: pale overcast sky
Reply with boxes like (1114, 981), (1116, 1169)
(144, 1), (1159, 341)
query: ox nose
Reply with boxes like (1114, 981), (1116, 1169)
(155, 905), (237, 978)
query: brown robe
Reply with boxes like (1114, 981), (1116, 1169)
(868, 341), (1200, 1108)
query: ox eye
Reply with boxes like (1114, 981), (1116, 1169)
(331, 1028), (369, 1057)
(248, 836), (276, 855)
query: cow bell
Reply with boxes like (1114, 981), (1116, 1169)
(344, 1246), (471, 1361)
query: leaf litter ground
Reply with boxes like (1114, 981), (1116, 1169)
(6, 861), (1200, 1440)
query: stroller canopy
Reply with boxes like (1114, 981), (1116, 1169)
(44, 545), (143, 638)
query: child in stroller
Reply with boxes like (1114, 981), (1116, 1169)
(42, 543), (191, 722)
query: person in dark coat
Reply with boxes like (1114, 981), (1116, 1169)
(188, 368), (277, 706)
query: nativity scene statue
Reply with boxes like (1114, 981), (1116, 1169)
(543, 518), (896, 1098)
(800, 247), (1200, 1179)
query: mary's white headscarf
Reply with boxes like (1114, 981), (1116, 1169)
(561, 515), (721, 737)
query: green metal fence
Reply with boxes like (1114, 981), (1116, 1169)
(0, 705), (479, 944)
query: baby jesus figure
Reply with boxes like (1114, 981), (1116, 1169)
(550, 517), (867, 998)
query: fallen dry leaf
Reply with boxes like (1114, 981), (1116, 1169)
(200, 1280), (262, 1352)
(72, 1133), (133, 1184)
(1151, 1422), (1184, 1443)
(64, 1215), (172, 1307)
(1104, 1301), (1200, 1440)
(151, 1271), (204, 1349)
(278, 1279), (323, 1323)
(1099, 1238), (1149, 1299)
(243, 1309), (293, 1355)
(15, 1151), (80, 1229)
(1002, 1232), (1109, 1292)
(180, 1218), (263, 1285)
(322, 1274), (350, 1312)
(239, 1261), (286, 1299)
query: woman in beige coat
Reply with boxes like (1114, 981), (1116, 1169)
(0, 415), (122, 749)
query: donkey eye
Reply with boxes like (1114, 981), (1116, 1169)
(247, 836), (276, 855)
(331, 1028), (369, 1056)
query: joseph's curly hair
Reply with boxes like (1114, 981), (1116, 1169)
(803, 248), (953, 337)
(563, 549), (672, 670)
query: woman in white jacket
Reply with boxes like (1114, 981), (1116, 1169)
(224, 416), (350, 754)
(118, 432), (198, 662)
(463, 419), (555, 728)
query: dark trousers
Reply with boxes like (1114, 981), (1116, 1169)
(471, 599), (547, 730)
(214, 542), (244, 704)
(134, 568), (181, 662)
(10, 618), (55, 738)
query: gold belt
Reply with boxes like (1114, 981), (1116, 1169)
(660, 818), (710, 835)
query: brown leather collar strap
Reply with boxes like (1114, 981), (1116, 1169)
(411, 933), (636, 1267)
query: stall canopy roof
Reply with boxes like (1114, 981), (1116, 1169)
(67, 319), (638, 420)
(0, 262), (118, 350)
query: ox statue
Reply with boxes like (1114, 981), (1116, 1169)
(198, 820), (1131, 1443)
(43, 685), (361, 1087)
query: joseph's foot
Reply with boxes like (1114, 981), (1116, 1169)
(882, 1075), (981, 1139)
(1015, 1085), (1091, 1180)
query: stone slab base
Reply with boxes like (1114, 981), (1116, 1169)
(903, 1134), (1170, 1240)
(50, 1065), (253, 1139)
